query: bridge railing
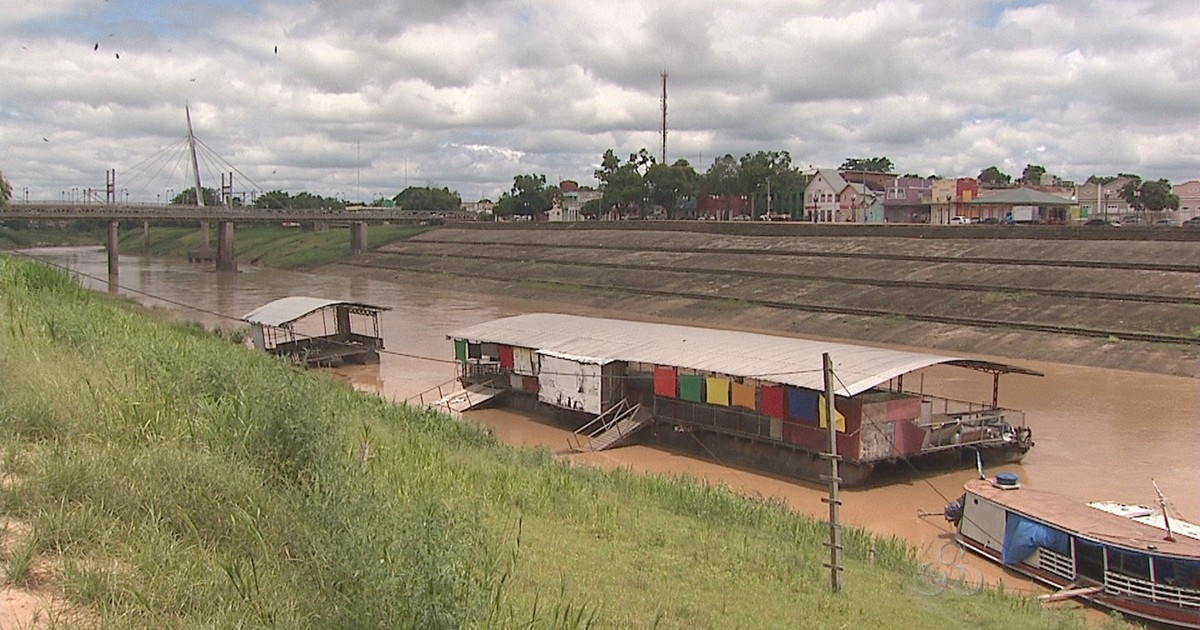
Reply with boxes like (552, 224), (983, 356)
(2, 203), (445, 222)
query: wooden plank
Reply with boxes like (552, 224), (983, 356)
(1039, 585), (1103, 603)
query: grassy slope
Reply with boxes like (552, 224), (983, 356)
(118, 224), (435, 269)
(0, 255), (1124, 629)
(0, 224), (107, 249)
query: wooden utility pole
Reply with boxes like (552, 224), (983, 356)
(821, 352), (844, 593)
(660, 70), (668, 165)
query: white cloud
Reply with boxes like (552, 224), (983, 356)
(2, 0), (1200, 203)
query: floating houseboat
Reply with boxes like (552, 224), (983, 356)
(242, 296), (389, 367)
(447, 313), (1040, 486)
(950, 475), (1200, 628)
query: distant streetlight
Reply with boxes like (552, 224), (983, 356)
(23, 187), (28, 203)
(122, 187), (129, 204)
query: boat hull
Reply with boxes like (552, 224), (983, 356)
(957, 536), (1200, 629)
(954, 478), (1200, 629)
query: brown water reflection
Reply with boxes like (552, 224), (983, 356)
(24, 247), (1200, 597)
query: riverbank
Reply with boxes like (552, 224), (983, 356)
(2, 252), (1123, 628)
(328, 224), (1200, 378)
(2, 253), (1123, 628)
(11, 221), (1199, 376)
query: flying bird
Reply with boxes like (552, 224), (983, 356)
(115, 52), (120, 59)
(94, 43), (99, 51)
(274, 45), (278, 54)
(42, 137), (49, 142)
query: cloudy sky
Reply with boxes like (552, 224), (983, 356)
(2, 0), (1198, 203)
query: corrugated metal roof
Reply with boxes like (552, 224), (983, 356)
(241, 296), (389, 328)
(450, 314), (1038, 396)
(967, 187), (1075, 205)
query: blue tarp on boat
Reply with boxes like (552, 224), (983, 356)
(1003, 513), (1071, 565)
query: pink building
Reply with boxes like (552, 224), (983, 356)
(1174, 180), (1200, 223)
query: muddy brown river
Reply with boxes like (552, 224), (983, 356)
(22, 246), (1200, 600)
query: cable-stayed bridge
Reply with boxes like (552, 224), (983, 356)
(3, 107), (439, 274)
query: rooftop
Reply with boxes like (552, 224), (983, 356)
(450, 314), (1039, 396)
(241, 296), (390, 328)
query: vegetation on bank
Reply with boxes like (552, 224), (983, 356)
(116, 223), (435, 269)
(0, 255), (1125, 629)
(0, 223), (108, 249)
(0, 221), (432, 269)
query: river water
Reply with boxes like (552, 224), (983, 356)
(18, 246), (1200, 597)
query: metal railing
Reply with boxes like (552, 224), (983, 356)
(403, 374), (502, 414)
(1106, 572), (1200, 608)
(3, 202), (439, 222)
(569, 399), (642, 451)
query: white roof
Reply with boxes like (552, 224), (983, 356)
(450, 314), (1036, 396)
(241, 296), (388, 328)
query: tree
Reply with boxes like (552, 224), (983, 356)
(1120, 176), (1179, 213)
(839, 157), (893, 173)
(1139, 179), (1180, 212)
(594, 149), (654, 218)
(977, 166), (1012, 187)
(171, 186), (222, 206)
(254, 190), (291, 209)
(645, 159), (698, 218)
(1086, 175), (1117, 185)
(1020, 164), (1046, 185)
(494, 174), (550, 218)
(0, 172), (10, 209)
(394, 186), (461, 213)
(580, 198), (605, 219)
(739, 151), (797, 217)
(699, 154), (740, 220)
(252, 190), (345, 210)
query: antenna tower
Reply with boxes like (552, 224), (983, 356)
(660, 70), (668, 164)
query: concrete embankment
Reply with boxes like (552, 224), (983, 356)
(326, 222), (1200, 377)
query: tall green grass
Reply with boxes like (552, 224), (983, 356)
(0, 254), (1128, 629)
(0, 223), (107, 249)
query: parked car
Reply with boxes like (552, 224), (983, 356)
(1084, 218), (1120, 227)
(1183, 217), (1200, 228)
(978, 217), (1001, 225)
(949, 216), (969, 225)
(1152, 218), (1177, 227)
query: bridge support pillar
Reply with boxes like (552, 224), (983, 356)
(200, 220), (211, 247)
(350, 221), (368, 256)
(106, 220), (119, 277)
(216, 221), (237, 272)
(143, 220), (151, 246)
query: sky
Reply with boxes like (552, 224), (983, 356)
(2, 0), (1199, 204)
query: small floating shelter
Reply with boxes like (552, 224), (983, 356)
(242, 296), (389, 367)
(449, 313), (1042, 486)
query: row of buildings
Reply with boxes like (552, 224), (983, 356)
(540, 172), (1200, 225)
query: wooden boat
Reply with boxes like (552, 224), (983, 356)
(949, 474), (1200, 628)
(241, 297), (389, 367)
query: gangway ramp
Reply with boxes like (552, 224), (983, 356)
(407, 379), (506, 417)
(569, 399), (653, 452)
